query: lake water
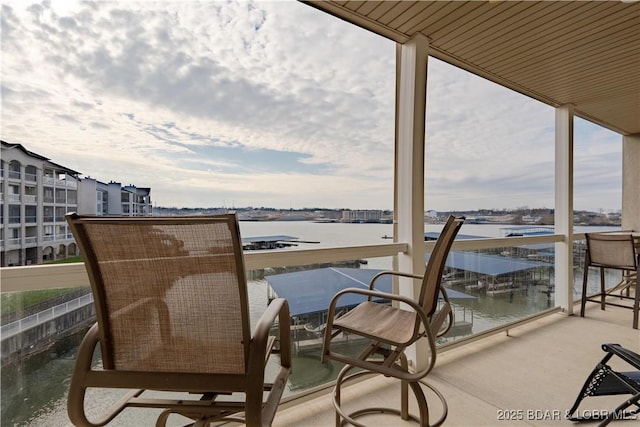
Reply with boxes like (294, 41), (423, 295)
(1, 221), (620, 426)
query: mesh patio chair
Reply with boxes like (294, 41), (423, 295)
(321, 215), (464, 427)
(567, 343), (640, 426)
(65, 213), (291, 427)
(580, 233), (639, 329)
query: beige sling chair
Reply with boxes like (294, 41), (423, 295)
(580, 232), (639, 329)
(65, 213), (291, 426)
(321, 215), (464, 427)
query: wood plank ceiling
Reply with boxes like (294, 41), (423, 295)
(305, 1), (640, 136)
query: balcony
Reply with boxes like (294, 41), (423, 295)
(274, 304), (636, 427)
(5, 237), (20, 247)
(23, 195), (37, 204)
(1, 239), (637, 425)
(23, 236), (37, 245)
(2, 228), (638, 425)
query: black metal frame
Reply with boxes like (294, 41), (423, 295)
(567, 343), (640, 426)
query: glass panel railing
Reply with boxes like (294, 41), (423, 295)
(1, 286), (94, 426)
(247, 256), (395, 399)
(440, 244), (556, 341)
(1, 223), (625, 423)
(248, 243), (559, 398)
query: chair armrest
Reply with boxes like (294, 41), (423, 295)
(602, 343), (640, 370)
(369, 270), (422, 293)
(330, 286), (424, 314)
(249, 298), (292, 371)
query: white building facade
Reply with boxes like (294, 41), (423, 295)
(1, 141), (152, 266)
(77, 179), (152, 216)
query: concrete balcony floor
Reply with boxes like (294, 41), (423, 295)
(274, 301), (640, 426)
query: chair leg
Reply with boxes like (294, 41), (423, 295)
(331, 362), (447, 427)
(598, 391), (640, 426)
(600, 267), (607, 311)
(633, 277), (639, 329)
(408, 381), (429, 427)
(581, 260), (589, 317)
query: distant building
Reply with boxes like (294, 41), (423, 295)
(78, 178), (152, 216)
(522, 215), (542, 224)
(341, 210), (383, 223)
(1, 141), (152, 266)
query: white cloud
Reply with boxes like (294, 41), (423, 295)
(1, 0), (623, 211)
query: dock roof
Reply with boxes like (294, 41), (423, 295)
(241, 235), (298, 244)
(265, 267), (474, 316)
(432, 251), (551, 277)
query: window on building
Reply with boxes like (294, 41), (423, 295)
(9, 205), (21, 223)
(67, 189), (77, 204)
(55, 188), (66, 203)
(55, 207), (66, 222)
(43, 187), (54, 203)
(43, 206), (54, 222)
(25, 165), (37, 182)
(25, 205), (36, 223)
(8, 160), (21, 179)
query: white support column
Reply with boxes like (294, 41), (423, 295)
(395, 34), (429, 370)
(622, 134), (640, 231)
(554, 105), (574, 313)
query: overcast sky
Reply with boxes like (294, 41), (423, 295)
(1, 1), (623, 212)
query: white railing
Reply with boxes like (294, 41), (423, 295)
(1, 293), (94, 340)
(43, 176), (54, 185)
(24, 195), (37, 203)
(8, 194), (20, 203)
(0, 233), (573, 294)
(7, 238), (21, 246)
(1, 243), (406, 291)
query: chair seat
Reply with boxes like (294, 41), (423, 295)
(589, 370), (640, 396)
(334, 301), (417, 345)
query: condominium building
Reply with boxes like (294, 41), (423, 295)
(1, 141), (152, 266)
(341, 209), (385, 223)
(77, 178), (152, 216)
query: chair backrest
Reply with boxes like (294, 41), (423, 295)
(421, 215), (465, 316)
(66, 213), (251, 375)
(585, 233), (637, 270)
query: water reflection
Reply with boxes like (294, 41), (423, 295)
(1, 330), (85, 426)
